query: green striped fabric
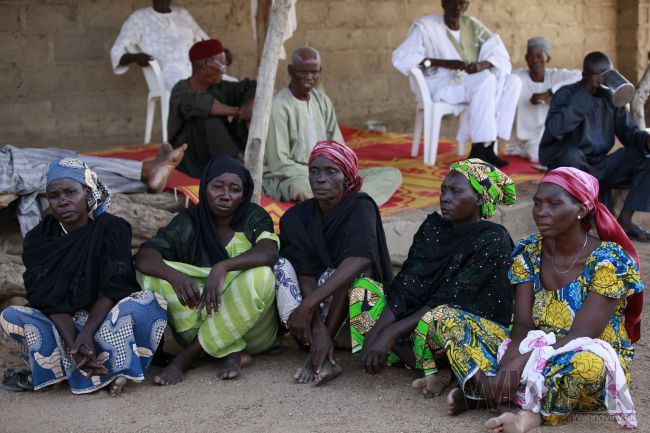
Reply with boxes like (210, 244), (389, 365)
(143, 260), (278, 358)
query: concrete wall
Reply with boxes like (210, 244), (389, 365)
(0, 0), (641, 148)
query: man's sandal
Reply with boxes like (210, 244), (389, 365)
(626, 226), (650, 243)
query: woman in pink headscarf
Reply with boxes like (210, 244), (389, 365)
(274, 140), (394, 386)
(437, 166), (643, 432)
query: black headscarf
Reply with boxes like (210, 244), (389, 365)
(22, 213), (139, 315)
(385, 212), (514, 326)
(142, 156), (274, 267)
(279, 192), (393, 283)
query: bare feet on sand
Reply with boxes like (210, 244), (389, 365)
(153, 340), (201, 386)
(218, 352), (252, 380)
(141, 143), (187, 193)
(107, 376), (127, 397)
(446, 387), (487, 416)
(294, 356), (317, 384)
(312, 359), (342, 387)
(412, 368), (453, 398)
(485, 410), (541, 433)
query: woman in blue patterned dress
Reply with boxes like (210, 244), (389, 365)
(434, 167), (643, 432)
(0, 158), (167, 396)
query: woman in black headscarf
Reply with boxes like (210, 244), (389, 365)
(274, 140), (393, 386)
(0, 158), (167, 397)
(136, 156), (279, 385)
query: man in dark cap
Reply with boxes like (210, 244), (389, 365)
(168, 39), (256, 177)
(539, 51), (650, 241)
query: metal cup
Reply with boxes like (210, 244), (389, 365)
(600, 69), (635, 107)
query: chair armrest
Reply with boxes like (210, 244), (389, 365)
(408, 67), (431, 104)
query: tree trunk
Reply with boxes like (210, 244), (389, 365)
(245, 0), (292, 204)
(631, 52), (650, 128)
(255, 0), (273, 66)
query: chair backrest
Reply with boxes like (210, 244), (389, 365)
(142, 59), (166, 96)
(408, 67), (431, 106)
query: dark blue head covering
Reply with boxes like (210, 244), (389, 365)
(46, 158), (111, 219)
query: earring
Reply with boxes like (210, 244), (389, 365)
(577, 215), (582, 220)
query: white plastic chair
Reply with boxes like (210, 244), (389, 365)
(142, 59), (170, 144)
(409, 67), (463, 166)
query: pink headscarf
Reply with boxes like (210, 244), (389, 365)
(308, 140), (363, 194)
(541, 167), (643, 342)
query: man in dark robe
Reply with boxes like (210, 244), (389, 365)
(539, 51), (650, 241)
(168, 39), (256, 177)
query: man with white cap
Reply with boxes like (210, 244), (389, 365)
(506, 37), (581, 162)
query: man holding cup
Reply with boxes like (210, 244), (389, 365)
(539, 51), (650, 241)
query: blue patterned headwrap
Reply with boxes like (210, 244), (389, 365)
(46, 158), (111, 219)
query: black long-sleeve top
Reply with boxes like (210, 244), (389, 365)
(539, 82), (648, 165)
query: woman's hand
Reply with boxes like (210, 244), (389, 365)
(169, 272), (201, 309)
(492, 354), (527, 406)
(71, 331), (108, 376)
(201, 263), (227, 317)
(361, 329), (396, 375)
(287, 303), (314, 345)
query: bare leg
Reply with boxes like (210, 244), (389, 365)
(140, 143), (187, 193)
(153, 338), (202, 386)
(217, 352), (252, 380)
(107, 376), (127, 397)
(392, 340), (416, 369)
(447, 371), (494, 416)
(412, 368), (453, 398)
(485, 410), (541, 433)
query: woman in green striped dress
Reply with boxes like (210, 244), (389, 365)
(135, 156), (279, 385)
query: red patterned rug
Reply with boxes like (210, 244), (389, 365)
(89, 126), (542, 225)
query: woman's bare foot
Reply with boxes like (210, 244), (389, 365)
(485, 410), (541, 433)
(294, 356), (316, 384)
(312, 359), (343, 387)
(218, 352), (252, 380)
(412, 368), (453, 398)
(446, 387), (487, 416)
(107, 376), (127, 397)
(153, 339), (202, 386)
(141, 143), (187, 193)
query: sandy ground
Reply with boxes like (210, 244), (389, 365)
(1, 217), (649, 433)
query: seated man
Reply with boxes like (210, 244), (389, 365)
(264, 47), (402, 206)
(168, 39), (255, 177)
(111, 0), (208, 90)
(0, 143), (186, 236)
(506, 37), (581, 162)
(539, 51), (650, 241)
(392, 0), (521, 167)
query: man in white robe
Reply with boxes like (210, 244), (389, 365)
(111, 1), (208, 90)
(264, 47), (402, 205)
(506, 37), (582, 162)
(392, 0), (521, 167)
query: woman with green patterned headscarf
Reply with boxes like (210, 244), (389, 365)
(349, 158), (517, 399)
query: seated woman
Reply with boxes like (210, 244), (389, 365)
(436, 167), (643, 432)
(136, 156), (279, 385)
(275, 140), (394, 385)
(349, 159), (517, 397)
(0, 158), (167, 396)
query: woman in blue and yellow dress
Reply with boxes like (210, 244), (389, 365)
(435, 167), (643, 432)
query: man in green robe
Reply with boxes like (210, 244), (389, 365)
(168, 39), (255, 177)
(263, 47), (402, 205)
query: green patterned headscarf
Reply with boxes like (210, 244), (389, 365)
(448, 158), (517, 218)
